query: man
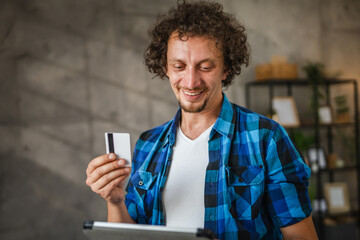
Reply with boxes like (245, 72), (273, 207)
(86, 1), (318, 239)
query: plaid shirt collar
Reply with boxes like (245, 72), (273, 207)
(164, 93), (235, 147)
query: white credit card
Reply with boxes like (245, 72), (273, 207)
(105, 132), (132, 166)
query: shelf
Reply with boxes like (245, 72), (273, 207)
(316, 166), (358, 173)
(247, 78), (357, 86)
(281, 122), (356, 129)
(327, 209), (359, 218)
(301, 122), (355, 127)
(245, 78), (360, 238)
(314, 209), (359, 219)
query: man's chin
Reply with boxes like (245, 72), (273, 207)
(179, 101), (207, 113)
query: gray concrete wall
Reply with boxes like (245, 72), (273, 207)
(0, 0), (359, 239)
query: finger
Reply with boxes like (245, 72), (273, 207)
(96, 172), (130, 201)
(91, 167), (131, 192)
(90, 159), (129, 184)
(86, 153), (116, 176)
(102, 174), (129, 196)
(116, 158), (129, 168)
(117, 167), (131, 187)
(86, 159), (124, 186)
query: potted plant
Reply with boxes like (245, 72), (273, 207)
(302, 62), (325, 113)
(334, 95), (350, 123)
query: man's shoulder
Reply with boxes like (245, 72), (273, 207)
(232, 103), (279, 131)
(137, 120), (173, 146)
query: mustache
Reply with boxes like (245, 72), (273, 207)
(177, 86), (208, 91)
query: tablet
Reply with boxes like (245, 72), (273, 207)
(83, 221), (215, 240)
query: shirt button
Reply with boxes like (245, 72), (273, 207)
(239, 178), (244, 182)
(209, 215), (213, 221)
(138, 180), (144, 186)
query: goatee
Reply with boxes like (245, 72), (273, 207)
(178, 97), (209, 113)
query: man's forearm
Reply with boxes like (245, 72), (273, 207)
(285, 236), (317, 240)
(107, 201), (135, 224)
(281, 216), (318, 240)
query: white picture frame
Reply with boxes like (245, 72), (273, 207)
(318, 105), (332, 124)
(272, 97), (300, 127)
(324, 182), (350, 214)
(307, 147), (327, 170)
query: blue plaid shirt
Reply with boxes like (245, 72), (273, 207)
(125, 94), (312, 239)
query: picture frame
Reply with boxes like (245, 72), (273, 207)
(324, 182), (350, 214)
(318, 105), (332, 124)
(312, 198), (327, 213)
(307, 147), (327, 171)
(272, 97), (300, 127)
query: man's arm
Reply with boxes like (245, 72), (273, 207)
(280, 216), (318, 240)
(86, 153), (135, 224)
(107, 201), (135, 223)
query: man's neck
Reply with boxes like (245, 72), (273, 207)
(180, 101), (222, 140)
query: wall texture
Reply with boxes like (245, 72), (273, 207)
(0, 0), (359, 239)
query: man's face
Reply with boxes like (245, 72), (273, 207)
(166, 32), (227, 114)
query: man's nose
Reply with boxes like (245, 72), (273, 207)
(184, 67), (201, 89)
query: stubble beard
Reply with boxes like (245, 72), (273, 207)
(177, 92), (209, 113)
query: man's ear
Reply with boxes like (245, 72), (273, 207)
(222, 69), (229, 81)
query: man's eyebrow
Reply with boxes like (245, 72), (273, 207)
(198, 59), (217, 65)
(167, 58), (218, 64)
(167, 58), (184, 63)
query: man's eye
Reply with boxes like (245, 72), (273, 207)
(200, 65), (212, 71)
(174, 65), (184, 70)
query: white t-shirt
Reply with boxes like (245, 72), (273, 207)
(163, 124), (213, 229)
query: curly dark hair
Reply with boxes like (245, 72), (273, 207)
(144, 0), (250, 87)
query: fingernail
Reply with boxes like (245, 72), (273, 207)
(125, 168), (130, 172)
(109, 153), (115, 159)
(117, 160), (123, 166)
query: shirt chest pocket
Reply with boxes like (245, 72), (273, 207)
(226, 165), (265, 220)
(128, 171), (159, 222)
(130, 171), (158, 198)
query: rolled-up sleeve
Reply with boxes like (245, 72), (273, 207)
(264, 124), (312, 228)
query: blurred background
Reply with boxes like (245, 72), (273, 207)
(0, 0), (359, 239)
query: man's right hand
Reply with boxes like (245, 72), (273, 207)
(86, 153), (131, 204)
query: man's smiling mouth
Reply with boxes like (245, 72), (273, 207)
(183, 90), (202, 96)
